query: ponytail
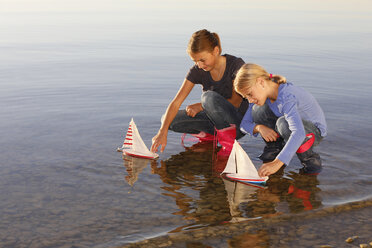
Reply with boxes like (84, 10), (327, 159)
(271, 74), (286, 84)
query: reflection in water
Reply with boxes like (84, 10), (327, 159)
(144, 142), (322, 231)
(227, 230), (270, 248)
(150, 142), (232, 231)
(268, 171), (322, 213)
(236, 170), (322, 220)
(122, 155), (150, 186)
(222, 178), (264, 223)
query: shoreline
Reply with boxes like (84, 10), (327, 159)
(121, 198), (372, 248)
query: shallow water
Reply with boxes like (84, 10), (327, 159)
(1, 0), (372, 247)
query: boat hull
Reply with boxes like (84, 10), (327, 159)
(224, 173), (267, 185)
(123, 149), (158, 159)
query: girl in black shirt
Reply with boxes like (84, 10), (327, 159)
(151, 29), (247, 156)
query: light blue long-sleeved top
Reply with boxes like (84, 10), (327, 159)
(240, 82), (327, 165)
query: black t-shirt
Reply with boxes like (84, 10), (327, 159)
(186, 54), (248, 114)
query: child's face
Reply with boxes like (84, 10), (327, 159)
(240, 81), (266, 106)
(189, 48), (218, 71)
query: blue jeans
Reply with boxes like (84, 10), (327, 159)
(168, 91), (246, 139)
(252, 104), (322, 146)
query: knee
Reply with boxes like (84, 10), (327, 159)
(252, 104), (269, 124)
(276, 117), (290, 139)
(201, 91), (219, 110)
(168, 110), (185, 131)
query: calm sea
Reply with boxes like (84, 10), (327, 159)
(1, 0), (371, 247)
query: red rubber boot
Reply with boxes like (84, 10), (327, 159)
(216, 124), (236, 157)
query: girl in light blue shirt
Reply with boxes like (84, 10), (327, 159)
(234, 63), (327, 176)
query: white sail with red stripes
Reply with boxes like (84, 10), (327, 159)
(221, 140), (267, 185)
(118, 118), (159, 159)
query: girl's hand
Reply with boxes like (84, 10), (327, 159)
(228, 89), (243, 108)
(151, 131), (167, 153)
(255, 124), (279, 142)
(186, 103), (203, 117)
(258, 159), (284, 177)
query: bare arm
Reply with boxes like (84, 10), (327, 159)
(151, 79), (195, 153)
(185, 102), (203, 117)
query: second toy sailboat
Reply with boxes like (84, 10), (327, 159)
(221, 140), (268, 185)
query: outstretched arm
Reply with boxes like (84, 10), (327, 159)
(151, 79), (194, 153)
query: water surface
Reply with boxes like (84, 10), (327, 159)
(0, 0), (372, 247)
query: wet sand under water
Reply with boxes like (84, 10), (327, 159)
(122, 198), (372, 248)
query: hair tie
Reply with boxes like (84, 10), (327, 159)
(269, 74), (273, 79)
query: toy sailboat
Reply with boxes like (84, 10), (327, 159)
(117, 118), (159, 159)
(221, 140), (268, 185)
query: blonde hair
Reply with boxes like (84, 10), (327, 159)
(187, 29), (221, 55)
(234, 63), (286, 95)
